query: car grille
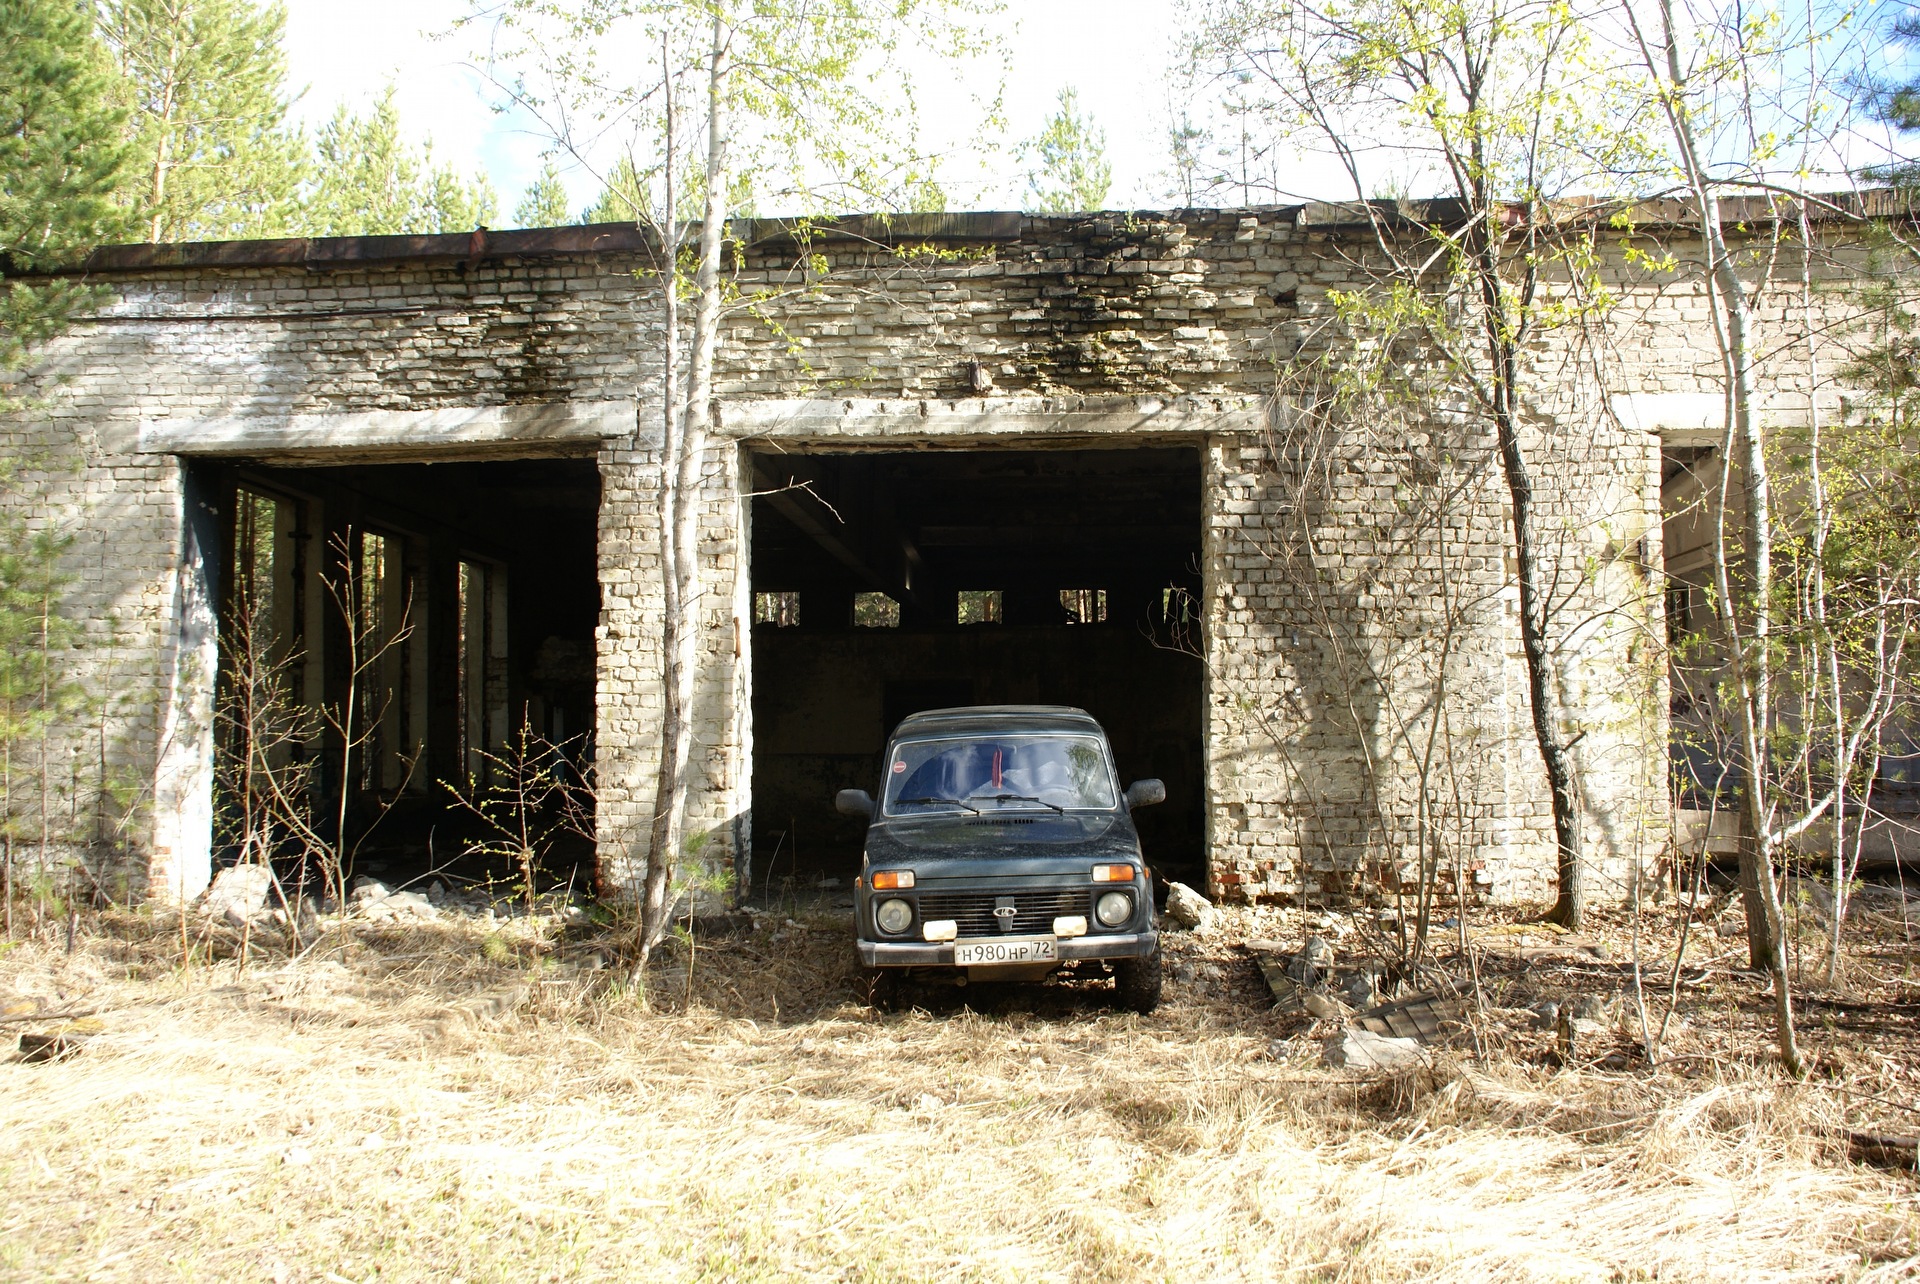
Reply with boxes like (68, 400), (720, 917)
(918, 889), (1087, 937)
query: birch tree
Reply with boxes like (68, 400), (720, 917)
(1188, 0), (1644, 928)
(1614, 0), (1910, 1073)
(467, 0), (998, 981)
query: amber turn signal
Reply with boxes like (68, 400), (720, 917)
(1091, 864), (1136, 883)
(870, 870), (915, 890)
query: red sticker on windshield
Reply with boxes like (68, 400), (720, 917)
(892, 760), (906, 773)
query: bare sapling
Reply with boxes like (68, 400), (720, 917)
(315, 528), (419, 907)
(442, 721), (584, 917)
(212, 558), (320, 937)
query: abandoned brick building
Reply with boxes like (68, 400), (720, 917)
(6, 202), (1882, 907)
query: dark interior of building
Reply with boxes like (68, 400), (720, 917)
(749, 446), (1206, 893)
(203, 455), (601, 894)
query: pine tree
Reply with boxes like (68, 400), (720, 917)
(513, 157), (572, 228)
(581, 155), (647, 225)
(1021, 87), (1111, 215)
(98, 0), (307, 243)
(302, 88), (496, 236)
(1, 0), (133, 393)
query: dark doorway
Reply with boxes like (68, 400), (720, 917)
(749, 446), (1205, 893)
(206, 455), (602, 894)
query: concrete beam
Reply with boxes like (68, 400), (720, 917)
(717, 395), (1271, 443)
(1612, 390), (1861, 447)
(138, 400), (635, 461)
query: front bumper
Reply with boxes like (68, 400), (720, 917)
(856, 930), (1157, 968)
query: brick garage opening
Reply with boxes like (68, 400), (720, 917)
(747, 446), (1205, 892)
(198, 455), (602, 892)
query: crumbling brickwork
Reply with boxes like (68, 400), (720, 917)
(9, 203), (1869, 907)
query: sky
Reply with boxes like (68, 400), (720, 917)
(281, 0), (1192, 222)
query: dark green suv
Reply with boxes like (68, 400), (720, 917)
(836, 705), (1164, 1012)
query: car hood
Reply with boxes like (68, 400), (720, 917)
(865, 811), (1141, 865)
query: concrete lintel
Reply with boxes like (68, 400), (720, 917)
(138, 399), (636, 460)
(716, 395), (1270, 443)
(1613, 390), (1857, 447)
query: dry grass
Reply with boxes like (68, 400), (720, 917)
(1, 903), (1916, 1283)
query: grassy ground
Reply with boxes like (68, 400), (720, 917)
(1, 895), (1916, 1283)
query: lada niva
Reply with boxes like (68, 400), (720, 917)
(836, 705), (1165, 1012)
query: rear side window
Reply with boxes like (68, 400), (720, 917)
(883, 734), (1117, 815)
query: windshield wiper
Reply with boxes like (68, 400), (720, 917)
(894, 795), (980, 814)
(982, 793), (1066, 814)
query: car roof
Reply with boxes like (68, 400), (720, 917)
(890, 705), (1107, 739)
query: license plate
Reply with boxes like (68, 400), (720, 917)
(953, 936), (1058, 966)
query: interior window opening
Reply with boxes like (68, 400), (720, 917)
(457, 557), (508, 783)
(854, 592), (900, 627)
(957, 589), (1002, 624)
(1061, 589), (1107, 624)
(755, 590), (801, 627)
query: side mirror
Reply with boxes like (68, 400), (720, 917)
(835, 788), (875, 819)
(1124, 779), (1166, 811)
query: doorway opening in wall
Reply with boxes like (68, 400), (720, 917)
(748, 446), (1206, 898)
(204, 455), (601, 903)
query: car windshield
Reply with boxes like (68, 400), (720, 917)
(883, 733), (1118, 815)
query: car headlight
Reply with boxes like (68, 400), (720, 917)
(1095, 890), (1133, 928)
(876, 898), (913, 935)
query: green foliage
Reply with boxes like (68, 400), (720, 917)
(1159, 109), (1213, 206)
(901, 176), (947, 214)
(470, 0), (1002, 223)
(513, 157), (573, 228)
(1021, 87), (1111, 214)
(442, 724), (588, 916)
(0, 0), (133, 392)
(580, 154), (648, 225)
(303, 88), (497, 236)
(98, 0), (307, 242)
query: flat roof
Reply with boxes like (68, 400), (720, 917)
(12, 189), (1909, 278)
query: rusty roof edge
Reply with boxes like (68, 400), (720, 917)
(14, 190), (1915, 278)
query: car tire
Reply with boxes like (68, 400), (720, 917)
(1112, 949), (1162, 1014)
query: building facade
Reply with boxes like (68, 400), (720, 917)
(9, 202), (1860, 908)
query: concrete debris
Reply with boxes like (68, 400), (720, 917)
(1339, 970), (1378, 1011)
(1165, 882), (1214, 930)
(1287, 935), (1337, 986)
(1300, 989), (1346, 1020)
(1322, 1027), (1426, 1071)
(363, 890), (438, 921)
(350, 877), (391, 904)
(201, 864), (274, 921)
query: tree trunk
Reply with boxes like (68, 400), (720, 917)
(1474, 230), (1585, 929)
(636, 12), (730, 979)
(1644, 0), (1802, 1074)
